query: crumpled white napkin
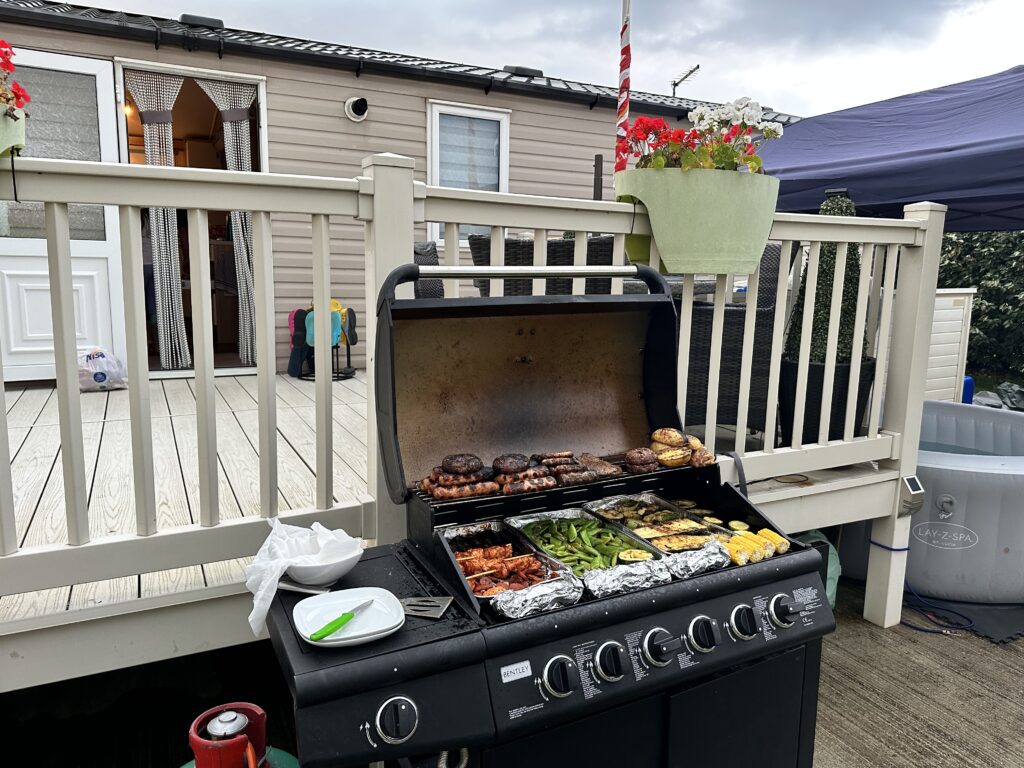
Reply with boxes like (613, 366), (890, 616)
(245, 518), (362, 635)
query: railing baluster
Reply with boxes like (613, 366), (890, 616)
(186, 208), (219, 527)
(703, 274), (729, 453)
(791, 241), (822, 450)
(572, 231), (587, 295)
(785, 242), (805, 329)
(817, 243), (849, 444)
(443, 223), (460, 298)
(734, 264), (761, 456)
(868, 245), (899, 438)
(865, 244), (885, 356)
(118, 205), (158, 537)
(532, 229), (547, 296)
(45, 202), (90, 546)
(252, 210), (278, 518)
(611, 233), (626, 295)
(762, 240), (795, 453)
(312, 213), (334, 509)
(0, 354), (17, 554)
(649, 239), (662, 273)
(676, 273), (695, 426)
(845, 244), (874, 441)
(490, 225), (505, 297)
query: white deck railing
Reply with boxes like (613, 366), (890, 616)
(0, 153), (946, 631)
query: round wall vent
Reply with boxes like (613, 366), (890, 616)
(345, 96), (369, 122)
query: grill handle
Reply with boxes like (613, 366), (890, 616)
(377, 263), (670, 307)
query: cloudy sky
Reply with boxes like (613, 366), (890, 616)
(104, 0), (1021, 117)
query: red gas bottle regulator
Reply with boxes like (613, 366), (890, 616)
(182, 703), (298, 768)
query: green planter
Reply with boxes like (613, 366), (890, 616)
(615, 168), (779, 274)
(0, 109), (26, 158)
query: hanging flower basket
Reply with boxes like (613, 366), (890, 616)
(0, 107), (25, 158)
(614, 99), (784, 275)
(615, 168), (779, 275)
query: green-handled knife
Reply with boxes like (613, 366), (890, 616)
(309, 599), (374, 641)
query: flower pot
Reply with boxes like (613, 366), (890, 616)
(778, 357), (876, 446)
(615, 168), (779, 275)
(0, 109), (26, 158)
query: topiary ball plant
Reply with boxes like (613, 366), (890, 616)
(784, 192), (864, 362)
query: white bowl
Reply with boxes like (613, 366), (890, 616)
(286, 541), (364, 586)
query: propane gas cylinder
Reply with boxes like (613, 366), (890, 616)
(180, 702), (298, 768)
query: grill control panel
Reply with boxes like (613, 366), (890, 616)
(485, 574), (831, 737)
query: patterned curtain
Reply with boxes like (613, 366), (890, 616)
(124, 70), (192, 370)
(196, 79), (258, 366)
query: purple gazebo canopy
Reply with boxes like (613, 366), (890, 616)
(760, 65), (1024, 231)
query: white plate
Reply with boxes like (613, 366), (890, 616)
(293, 587), (405, 648)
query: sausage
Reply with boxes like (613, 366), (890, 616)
(432, 468), (494, 487)
(503, 476), (558, 495)
(531, 451), (574, 461)
(419, 477), (435, 494)
(549, 463), (585, 476)
(540, 457), (577, 467)
(431, 481), (500, 500)
(557, 470), (599, 487)
(494, 466), (551, 485)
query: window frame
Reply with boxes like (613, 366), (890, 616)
(427, 100), (511, 244)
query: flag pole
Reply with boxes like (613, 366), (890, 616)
(614, 0), (631, 173)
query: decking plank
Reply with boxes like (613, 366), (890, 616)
(215, 377), (258, 412)
(67, 577), (139, 611)
(0, 587), (68, 621)
(275, 406), (365, 503)
(4, 385), (24, 414)
(104, 388), (130, 421)
(203, 557), (251, 588)
(35, 389), (108, 425)
(140, 566), (205, 598)
(21, 421), (103, 550)
(162, 379), (196, 416)
(87, 418), (136, 538)
(235, 374), (289, 411)
(171, 413), (243, 521)
(338, 376), (366, 399)
(275, 375), (315, 407)
(9, 424), (61, 543)
(6, 387), (53, 428)
(149, 381), (170, 418)
(186, 376), (231, 413)
(217, 411), (288, 517)
(293, 405), (368, 482)
(7, 426), (30, 462)
(233, 408), (314, 510)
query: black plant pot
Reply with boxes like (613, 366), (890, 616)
(778, 357), (876, 447)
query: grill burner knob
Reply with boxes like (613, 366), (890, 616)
(642, 627), (681, 667)
(594, 641), (627, 682)
(542, 655), (579, 698)
(687, 615), (721, 653)
(769, 594), (805, 628)
(375, 696), (419, 745)
(730, 604), (760, 640)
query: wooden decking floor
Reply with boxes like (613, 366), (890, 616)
(1, 372), (369, 622)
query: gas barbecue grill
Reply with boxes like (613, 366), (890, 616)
(267, 265), (836, 768)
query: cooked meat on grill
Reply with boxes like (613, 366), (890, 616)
(650, 428), (686, 447)
(539, 456), (577, 467)
(432, 468), (495, 487)
(441, 453), (484, 475)
(625, 447), (658, 465)
(419, 477), (435, 494)
(578, 453), (624, 478)
(453, 547), (550, 596)
(494, 465), (551, 485)
(531, 451), (574, 460)
(492, 453), (530, 474)
(656, 447), (693, 467)
(431, 481), (500, 500)
(625, 461), (659, 475)
(549, 463), (585, 475)
(690, 448), (717, 467)
(503, 476), (558, 495)
(557, 469), (599, 486)
(456, 544), (513, 562)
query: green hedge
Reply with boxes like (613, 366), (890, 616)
(938, 231), (1024, 376)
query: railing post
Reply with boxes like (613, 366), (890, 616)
(360, 153), (416, 544)
(863, 202), (947, 627)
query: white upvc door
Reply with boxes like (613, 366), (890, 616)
(0, 48), (124, 382)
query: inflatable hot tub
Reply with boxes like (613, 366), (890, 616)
(909, 400), (1024, 602)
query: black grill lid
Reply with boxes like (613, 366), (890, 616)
(374, 265), (681, 504)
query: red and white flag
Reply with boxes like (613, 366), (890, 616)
(614, 0), (631, 173)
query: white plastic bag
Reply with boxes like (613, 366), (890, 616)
(244, 518), (363, 635)
(77, 347), (127, 391)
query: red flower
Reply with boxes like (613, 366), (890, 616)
(745, 144), (757, 156)
(0, 58), (13, 74)
(11, 81), (30, 109)
(0, 40), (14, 57)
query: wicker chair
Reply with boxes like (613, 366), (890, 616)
(413, 241), (444, 299)
(467, 235), (614, 296)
